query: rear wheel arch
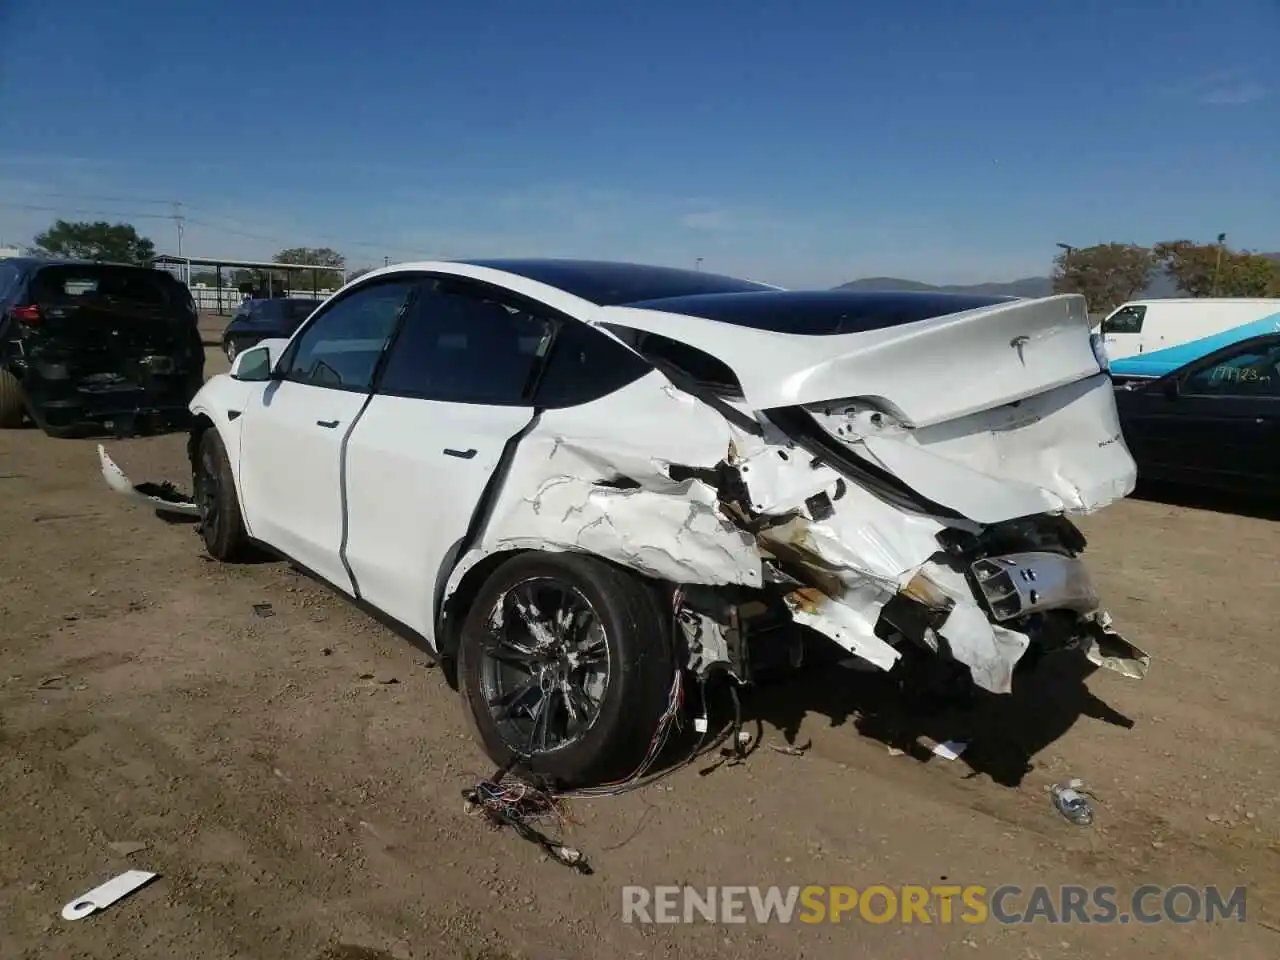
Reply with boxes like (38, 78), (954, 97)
(436, 548), (532, 661)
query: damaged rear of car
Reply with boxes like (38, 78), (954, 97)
(454, 288), (1147, 718)
(98, 261), (1148, 790)
(0, 259), (204, 437)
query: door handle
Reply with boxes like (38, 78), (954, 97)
(316, 419), (339, 428)
(443, 447), (477, 459)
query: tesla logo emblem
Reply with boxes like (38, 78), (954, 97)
(1010, 335), (1030, 364)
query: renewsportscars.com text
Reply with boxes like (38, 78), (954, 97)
(621, 884), (1247, 925)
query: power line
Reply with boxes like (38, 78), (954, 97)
(1, 199), (434, 261)
(16, 191), (176, 206)
(0, 201), (174, 220)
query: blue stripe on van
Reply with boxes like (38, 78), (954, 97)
(1109, 312), (1280, 378)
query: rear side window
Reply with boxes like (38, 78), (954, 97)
(0, 263), (20, 300)
(600, 324), (743, 397)
(1102, 305), (1145, 334)
(534, 320), (653, 408)
(377, 279), (552, 406)
(31, 266), (174, 308)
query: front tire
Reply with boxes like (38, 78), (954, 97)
(458, 553), (676, 788)
(194, 428), (249, 561)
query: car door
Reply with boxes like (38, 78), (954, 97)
(1120, 337), (1280, 490)
(341, 277), (554, 639)
(237, 276), (418, 592)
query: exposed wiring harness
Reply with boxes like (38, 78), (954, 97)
(461, 584), (751, 870)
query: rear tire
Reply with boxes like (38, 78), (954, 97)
(194, 428), (249, 561)
(458, 552), (676, 788)
(0, 368), (26, 428)
(224, 339), (238, 363)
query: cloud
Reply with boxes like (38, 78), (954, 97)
(1199, 82), (1267, 105)
(1174, 69), (1269, 105)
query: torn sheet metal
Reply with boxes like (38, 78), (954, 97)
(783, 586), (901, 672)
(805, 373), (1136, 524)
(902, 557), (1032, 695)
(1082, 611), (1150, 680)
(503, 472), (764, 587)
(98, 445), (200, 517)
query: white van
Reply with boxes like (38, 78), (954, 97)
(1096, 298), (1280, 360)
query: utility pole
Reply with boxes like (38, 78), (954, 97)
(695, 257), (703, 271)
(1213, 232), (1226, 296)
(1056, 242), (1075, 267)
(172, 201), (186, 283)
(384, 256), (390, 267)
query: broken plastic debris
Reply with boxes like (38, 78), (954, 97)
(930, 740), (969, 761)
(61, 870), (157, 920)
(97, 445), (199, 517)
(1050, 778), (1095, 826)
(768, 739), (812, 757)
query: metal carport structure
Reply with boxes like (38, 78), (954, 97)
(150, 254), (341, 315)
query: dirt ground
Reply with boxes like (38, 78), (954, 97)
(1, 315), (1277, 959)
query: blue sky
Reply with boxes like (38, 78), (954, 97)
(1, 0), (1276, 286)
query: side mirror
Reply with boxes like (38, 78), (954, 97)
(230, 345), (274, 382)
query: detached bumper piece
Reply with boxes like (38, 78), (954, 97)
(98, 444), (201, 517)
(971, 552), (1100, 621)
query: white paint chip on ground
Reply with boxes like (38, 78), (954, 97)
(61, 870), (157, 920)
(930, 740), (969, 761)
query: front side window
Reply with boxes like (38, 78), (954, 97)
(1102, 305), (1146, 334)
(1182, 340), (1280, 398)
(279, 278), (415, 391)
(377, 279), (552, 405)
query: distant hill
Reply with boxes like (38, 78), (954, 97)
(836, 275), (1055, 297)
(837, 253), (1280, 299)
(835, 273), (1181, 298)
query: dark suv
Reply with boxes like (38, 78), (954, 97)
(0, 258), (205, 438)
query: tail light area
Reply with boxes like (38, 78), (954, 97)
(10, 304), (41, 326)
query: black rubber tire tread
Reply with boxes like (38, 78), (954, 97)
(0, 368), (26, 428)
(197, 428), (250, 561)
(458, 551), (676, 789)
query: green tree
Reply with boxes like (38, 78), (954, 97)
(272, 246), (345, 290)
(345, 265), (374, 282)
(1152, 240), (1220, 297)
(1153, 238), (1280, 297)
(1051, 243), (1155, 311)
(30, 219), (156, 264)
(1222, 252), (1280, 297)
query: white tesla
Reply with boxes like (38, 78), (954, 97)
(101, 259), (1148, 787)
